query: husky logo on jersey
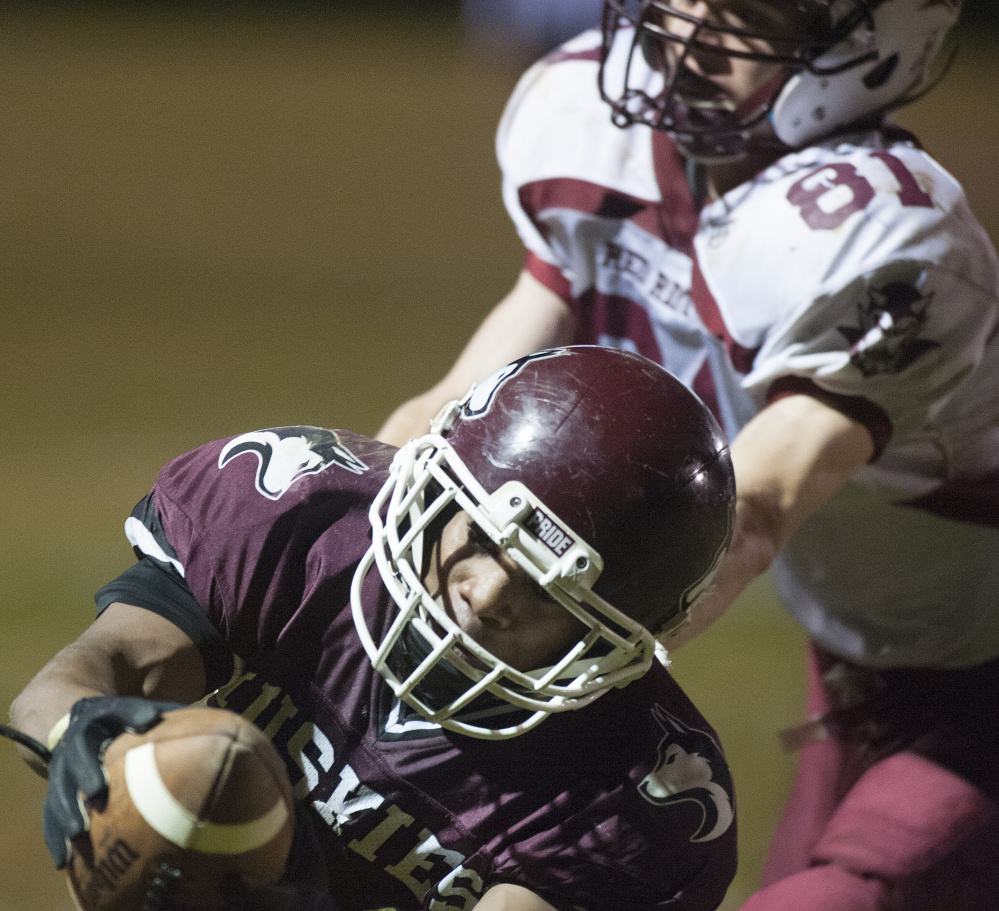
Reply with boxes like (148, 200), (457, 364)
(639, 705), (734, 843)
(460, 349), (569, 418)
(838, 277), (940, 378)
(219, 426), (368, 500)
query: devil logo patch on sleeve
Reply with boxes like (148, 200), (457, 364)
(218, 426), (368, 500)
(837, 276), (940, 378)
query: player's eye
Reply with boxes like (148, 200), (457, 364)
(723, 1), (798, 41)
(469, 522), (559, 602)
(468, 523), (498, 553)
(534, 584), (559, 605)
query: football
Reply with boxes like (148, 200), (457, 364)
(66, 706), (295, 911)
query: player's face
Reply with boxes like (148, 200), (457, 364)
(425, 511), (587, 673)
(650, 0), (798, 115)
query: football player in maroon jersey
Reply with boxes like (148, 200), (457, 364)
(11, 347), (740, 911)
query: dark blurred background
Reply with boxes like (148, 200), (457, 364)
(1, 3), (995, 910)
(462, 0), (999, 57)
(11, 0), (999, 52)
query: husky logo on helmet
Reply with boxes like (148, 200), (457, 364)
(639, 704), (734, 843)
(219, 426), (368, 500)
(461, 349), (570, 418)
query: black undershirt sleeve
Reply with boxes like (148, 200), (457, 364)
(95, 557), (234, 693)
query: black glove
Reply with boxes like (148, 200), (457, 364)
(43, 695), (184, 868)
(225, 802), (336, 911)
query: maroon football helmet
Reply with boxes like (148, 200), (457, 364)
(352, 346), (734, 738)
(442, 346), (734, 632)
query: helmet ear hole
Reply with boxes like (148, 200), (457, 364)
(862, 52), (899, 90)
(639, 27), (666, 71)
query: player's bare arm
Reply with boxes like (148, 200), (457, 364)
(668, 393), (874, 649)
(376, 269), (574, 446)
(9, 602), (205, 776)
(477, 883), (561, 911)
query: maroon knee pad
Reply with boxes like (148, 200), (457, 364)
(812, 751), (997, 880)
(740, 863), (884, 911)
(743, 753), (998, 911)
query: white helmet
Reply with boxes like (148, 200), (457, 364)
(599, 0), (962, 159)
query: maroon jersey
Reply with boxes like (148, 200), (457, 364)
(99, 427), (737, 911)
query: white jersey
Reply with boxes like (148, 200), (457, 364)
(497, 29), (999, 670)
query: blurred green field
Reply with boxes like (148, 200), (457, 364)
(1, 7), (995, 910)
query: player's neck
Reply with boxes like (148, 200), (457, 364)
(702, 147), (786, 200)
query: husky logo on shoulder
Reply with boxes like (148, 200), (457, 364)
(219, 426), (368, 500)
(461, 349), (569, 418)
(639, 705), (734, 843)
